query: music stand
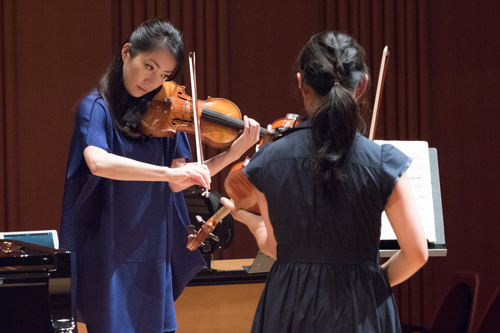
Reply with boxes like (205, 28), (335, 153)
(380, 147), (446, 257)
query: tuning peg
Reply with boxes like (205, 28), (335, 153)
(186, 225), (196, 235)
(195, 215), (219, 242)
(201, 242), (211, 252)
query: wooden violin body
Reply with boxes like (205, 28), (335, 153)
(140, 81), (267, 148)
(186, 114), (301, 251)
(187, 46), (389, 251)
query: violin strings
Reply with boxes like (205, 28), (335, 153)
(161, 99), (267, 136)
(202, 109), (267, 136)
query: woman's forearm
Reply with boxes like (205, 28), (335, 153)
(84, 146), (211, 190)
(382, 249), (428, 287)
(237, 213), (277, 259)
(84, 145), (171, 181)
(220, 194), (277, 259)
(204, 147), (241, 177)
(383, 173), (429, 287)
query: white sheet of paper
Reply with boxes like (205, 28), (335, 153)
(374, 140), (436, 242)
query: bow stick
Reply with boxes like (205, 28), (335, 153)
(188, 52), (209, 197)
(369, 46), (390, 141)
(186, 52), (217, 252)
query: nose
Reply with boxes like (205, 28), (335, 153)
(144, 73), (164, 90)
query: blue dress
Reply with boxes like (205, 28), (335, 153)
(59, 90), (205, 333)
(245, 121), (410, 333)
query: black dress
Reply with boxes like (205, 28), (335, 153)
(245, 121), (410, 333)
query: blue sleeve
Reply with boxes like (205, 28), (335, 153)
(173, 132), (192, 161)
(83, 100), (111, 153)
(67, 93), (112, 179)
(380, 144), (412, 204)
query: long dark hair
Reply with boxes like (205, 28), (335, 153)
(98, 18), (184, 138)
(297, 31), (369, 182)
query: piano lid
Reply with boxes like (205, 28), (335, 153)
(0, 239), (71, 276)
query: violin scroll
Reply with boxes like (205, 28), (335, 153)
(258, 113), (301, 148)
(186, 205), (234, 251)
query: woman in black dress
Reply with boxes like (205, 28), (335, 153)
(222, 31), (428, 332)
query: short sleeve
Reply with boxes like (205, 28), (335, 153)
(172, 132), (192, 161)
(380, 144), (412, 204)
(67, 93), (112, 178)
(243, 144), (270, 193)
(78, 98), (111, 153)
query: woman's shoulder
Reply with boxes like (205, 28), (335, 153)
(259, 124), (310, 159)
(76, 90), (109, 117)
(78, 89), (106, 110)
(350, 133), (380, 162)
(73, 89), (111, 128)
(350, 133), (409, 170)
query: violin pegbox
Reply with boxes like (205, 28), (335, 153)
(257, 113), (302, 151)
(196, 215), (220, 242)
(186, 215), (220, 252)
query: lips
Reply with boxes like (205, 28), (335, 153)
(137, 85), (147, 93)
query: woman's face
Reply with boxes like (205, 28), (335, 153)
(122, 43), (177, 97)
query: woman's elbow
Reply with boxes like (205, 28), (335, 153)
(84, 156), (104, 176)
(85, 160), (97, 175)
(417, 236), (429, 266)
(420, 248), (429, 267)
(416, 250), (429, 269)
(411, 247), (429, 269)
(84, 147), (107, 177)
(260, 242), (277, 260)
(260, 248), (277, 260)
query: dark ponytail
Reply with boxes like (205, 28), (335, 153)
(297, 31), (369, 181)
(97, 18), (184, 139)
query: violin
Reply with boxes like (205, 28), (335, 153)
(139, 80), (268, 148)
(187, 46), (390, 252)
(186, 114), (301, 251)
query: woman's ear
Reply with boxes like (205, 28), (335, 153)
(296, 72), (302, 90)
(297, 72), (312, 98)
(121, 43), (131, 62)
(355, 73), (369, 99)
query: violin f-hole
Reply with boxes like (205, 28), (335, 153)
(172, 117), (194, 126)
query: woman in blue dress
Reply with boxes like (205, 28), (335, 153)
(59, 19), (260, 333)
(222, 31), (429, 332)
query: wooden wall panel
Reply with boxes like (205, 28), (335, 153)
(0, 0), (113, 231)
(427, 1), (500, 331)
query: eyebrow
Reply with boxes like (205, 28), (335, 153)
(149, 58), (173, 74)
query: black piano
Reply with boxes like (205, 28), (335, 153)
(0, 239), (75, 333)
